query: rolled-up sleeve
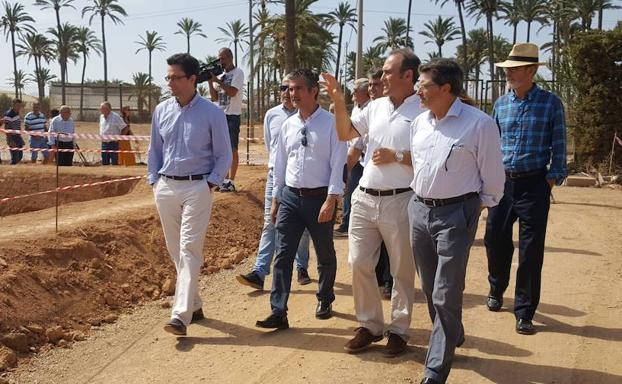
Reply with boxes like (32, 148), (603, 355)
(350, 104), (369, 137)
(207, 109), (233, 186)
(147, 108), (163, 185)
(547, 97), (567, 185)
(478, 118), (506, 207)
(328, 124), (347, 195)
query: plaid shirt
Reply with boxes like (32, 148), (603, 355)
(493, 85), (567, 184)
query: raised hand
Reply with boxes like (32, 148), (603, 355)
(320, 72), (344, 101)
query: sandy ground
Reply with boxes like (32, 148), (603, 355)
(2, 163), (621, 384)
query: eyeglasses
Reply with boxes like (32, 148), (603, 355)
(300, 126), (308, 147)
(417, 82), (439, 91)
(165, 75), (187, 82)
(279, 85), (289, 92)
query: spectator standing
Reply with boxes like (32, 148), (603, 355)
(99, 101), (127, 166)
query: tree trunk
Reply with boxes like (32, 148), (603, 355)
(80, 52), (87, 121)
(438, 44), (442, 57)
(527, 21), (531, 42)
(101, 14), (108, 100)
(187, 35), (190, 53)
(334, 24), (344, 80)
(148, 51), (152, 116)
(406, 0), (413, 44)
(234, 41), (238, 67)
(598, 7), (603, 30)
(512, 23), (517, 45)
(10, 30), (18, 98)
(487, 16), (497, 102)
(457, 1), (468, 87)
(285, 0), (296, 72)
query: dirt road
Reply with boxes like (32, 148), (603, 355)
(4, 170), (622, 384)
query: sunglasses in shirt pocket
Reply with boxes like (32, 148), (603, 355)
(444, 142), (473, 173)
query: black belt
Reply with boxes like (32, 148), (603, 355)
(416, 192), (479, 207)
(160, 174), (206, 181)
(505, 169), (546, 179)
(359, 186), (412, 196)
(287, 186), (328, 197)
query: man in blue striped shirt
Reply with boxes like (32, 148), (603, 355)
(24, 102), (49, 163)
(485, 43), (567, 336)
(148, 53), (232, 336)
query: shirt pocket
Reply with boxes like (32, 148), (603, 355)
(444, 142), (474, 173)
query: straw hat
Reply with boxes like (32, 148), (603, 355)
(495, 43), (547, 68)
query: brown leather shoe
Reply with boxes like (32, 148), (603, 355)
(344, 327), (383, 353)
(383, 332), (408, 357)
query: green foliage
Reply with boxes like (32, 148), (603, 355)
(567, 28), (622, 170)
(0, 93), (12, 113)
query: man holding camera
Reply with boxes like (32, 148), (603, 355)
(149, 53), (232, 336)
(208, 47), (244, 192)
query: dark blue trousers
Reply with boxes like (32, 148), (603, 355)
(102, 141), (119, 165)
(271, 186), (337, 316)
(485, 174), (551, 320)
(338, 162), (364, 231)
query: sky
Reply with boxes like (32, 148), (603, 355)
(1, 0), (621, 97)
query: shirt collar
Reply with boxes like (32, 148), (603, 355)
(426, 97), (463, 124)
(175, 91), (201, 110)
(297, 104), (322, 124)
(281, 104), (297, 116)
(510, 84), (539, 102)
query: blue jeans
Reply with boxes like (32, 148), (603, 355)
(30, 134), (49, 161)
(271, 186), (337, 316)
(102, 141), (119, 165)
(339, 162), (364, 231)
(253, 169), (310, 278)
(7, 134), (24, 164)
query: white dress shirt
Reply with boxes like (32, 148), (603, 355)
(351, 93), (426, 189)
(410, 98), (505, 207)
(349, 101), (369, 167)
(99, 111), (127, 142)
(273, 106), (347, 198)
(264, 104), (297, 169)
(47, 116), (75, 145)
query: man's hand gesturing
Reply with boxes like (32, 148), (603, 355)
(320, 72), (344, 101)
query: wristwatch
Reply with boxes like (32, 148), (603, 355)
(395, 150), (404, 163)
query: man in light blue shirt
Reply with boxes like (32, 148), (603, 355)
(236, 75), (312, 291)
(48, 106), (75, 166)
(148, 53), (232, 336)
(256, 69), (347, 329)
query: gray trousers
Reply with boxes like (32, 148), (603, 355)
(408, 196), (480, 384)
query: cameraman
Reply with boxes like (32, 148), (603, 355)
(208, 47), (244, 192)
(149, 53), (232, 335)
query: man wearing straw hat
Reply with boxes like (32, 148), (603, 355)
(485, 43), (567, 335)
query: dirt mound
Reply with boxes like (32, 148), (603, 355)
(0, 175), (264, 364)
(0, 170), (141, 216)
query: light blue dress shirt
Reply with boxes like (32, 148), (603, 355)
(147, 92), (233, 186)
(264, 104), (297, 169)
(47, 116), (75, 145)
(272, 106), (347, 198)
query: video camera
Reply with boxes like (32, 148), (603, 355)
(197, 58), (224, 83)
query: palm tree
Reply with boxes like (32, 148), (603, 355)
(82, 0), (127, 101)
(373, 17), (413, 53)
(466, 0), (502, 100)
(499, 0), (521, 44)
(517, 0), (548, 41)
(17, 32), (54, 105)
(6, 69), (28, 99)
(434, 1), (469, 82)
(284, 0), (296, 71)
(129, 72), (151, 117)
(325, 2), (357, 81)
(596, 0), (620, 30)
(457, 28), (488, 102)
(47, 23), (80, 88)
(135, 30), (165, 115)
(27, 67), (56, 103)
(419, 16), (461, 57)
(217, 19), (249, 67)
(175, 18), (206, 54)
(34, 0), (76, 104)
(75, 26), (102, 120)
(1, 1), (35, 98)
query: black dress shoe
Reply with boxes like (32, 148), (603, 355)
(516, 318), (536, 335)
(315, 301), (332, 319)
(256, 314), (289, 329)
(236, 271), (264, 290)
(190, 308), (205, 323)
(486, 295), (503, 312)
(163, 318), (187, 336)
(297, 268), (312, 285)
(420, 378), (441, 384)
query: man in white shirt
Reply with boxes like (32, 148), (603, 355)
(99, 101), (127, 166)
(409, 59), (505, 384)
(208, 47), (245, 192)
(48, 105), (76, 167)
(256, 69), (347, 329)
(322, 48), (424, 357)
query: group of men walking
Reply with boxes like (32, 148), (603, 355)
(147, 42), (566, 384)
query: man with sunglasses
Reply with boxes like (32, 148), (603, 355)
(236, 75), (313, 291)
(148, 53), (232, 336)
(256, 69), (347, 329)
(322, 48), (423, 357)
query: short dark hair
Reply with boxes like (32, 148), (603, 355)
(419, 58), (464, 97)
(367, 68), (383, 80)
(389, 48), (421, 84)
(50, 108), (60, 117)
(12, 98), (21, 105)
(167, 53), (200, 83)
(288, 68), (320, 98)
